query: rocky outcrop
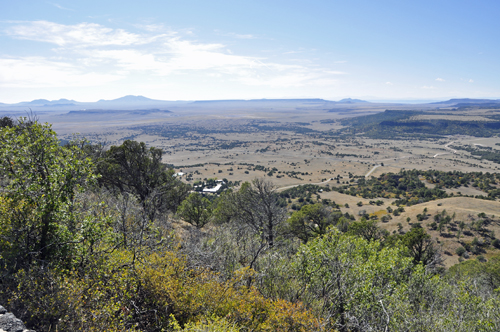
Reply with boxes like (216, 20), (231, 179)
(0, 306), (35, 332)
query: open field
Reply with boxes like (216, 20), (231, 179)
(13, 100), (500, 266)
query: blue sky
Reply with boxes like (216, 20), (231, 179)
(1, 0), (499, 103)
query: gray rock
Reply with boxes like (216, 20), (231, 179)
(0, 307), (35, 332)
(0, 312), (26, 332)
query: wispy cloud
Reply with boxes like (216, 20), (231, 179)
(421, 85), (435, 89)
(469, 79), (474, 83)
(435, 78), (445, 82)
(385, 82), (393, 85)
(229, 33), (256, 39)
(6, 21), (164, 46)
(1, 21), (344, 89)
(47, 2), (74, 11)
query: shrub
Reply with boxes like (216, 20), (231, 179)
(5, 249), (321, 332)
(456, 247), (466, 256)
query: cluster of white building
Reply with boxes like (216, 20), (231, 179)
(192, 179), (226, 194)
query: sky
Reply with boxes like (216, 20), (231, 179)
(1, 0), (499, 103)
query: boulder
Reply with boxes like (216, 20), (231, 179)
(0, 306), (35, 332)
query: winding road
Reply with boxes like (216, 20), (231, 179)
(433, 141), (457, 158)
(365, 164), (382, 178)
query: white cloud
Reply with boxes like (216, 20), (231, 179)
(79, 34), (340, 87)
(421, 85), (435, 89)
(6, 21), (163, 46)
(0, 57), (122, 88)
(435, 78), (445, 82)
(469, 79), (474, 83)
(2, 20), (345, 90)
(385, 82), (393, 85)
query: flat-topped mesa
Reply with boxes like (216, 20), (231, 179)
(0, 305), (35, 332)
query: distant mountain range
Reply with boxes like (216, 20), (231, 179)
(193, 98), (329, 103)
(16, 98), (79, 106)
(3, 95), (372, 107)
(0, 95), (190, 112)
(0, 96), (372, 112)
(1, 96), (499, 112)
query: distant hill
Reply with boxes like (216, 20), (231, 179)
(20, 99), (51, 105)
(0, 95), (189, 112)
(192, 98), (329, 104)
(97, 95), (164, 103)
(336, 98), (369, 104)
(15, 98), (79, 106)
(66, 109), (172, 115)
(431, 98), (500, 105)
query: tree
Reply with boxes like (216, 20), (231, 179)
(287, 203), (343, 243)
(348, 219), (384, 241)
(177, 192), (213, 228)
(97, 140), (189, 222)
(401, 227), (440, 267)
(0, 116), (14, 128)
(291, 228), (414, 331)
(224, 179), (287, 248)
(0, 119), (96, 267)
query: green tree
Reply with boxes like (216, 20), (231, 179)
(292, 228), (414, 331)
(287, 203), (343, 243)
(348, 219), (384, 241)
(0, 119), (96, 267)
(177, 192), (213, 228)
(0, 116), (14, 128)
(98, 140), (189, 221)
(401, 227), (440, 267)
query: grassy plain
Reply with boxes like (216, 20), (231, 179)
(33, 101), (500, 266)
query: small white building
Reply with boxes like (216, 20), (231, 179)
(203, 183), (223, 193)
